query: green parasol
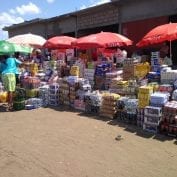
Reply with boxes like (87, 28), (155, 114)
(0, 40), (33, 55)
(0, 40), (15, 55)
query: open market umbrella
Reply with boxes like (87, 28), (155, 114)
(43, 36), (76, 49)
(136, 23), (177, 58)
(7, 33), (46, 48)
(72, 31), (133, 49)
(0, 40), (15, 55)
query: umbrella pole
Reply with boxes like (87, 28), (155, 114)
(170, 40), (172, 59)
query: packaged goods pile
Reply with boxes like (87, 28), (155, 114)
(100, 93), (120, 119)
(160, 101), (177, 137)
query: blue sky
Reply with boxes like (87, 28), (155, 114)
(0, 0), (110, 39)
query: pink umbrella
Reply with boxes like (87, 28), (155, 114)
(43, 36), (76, 49)
(7, 33), (46, 48)
(72, 31), (133, 49)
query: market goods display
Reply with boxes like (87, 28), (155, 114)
(100, 93), (120, 119)
(143, 106), (162, 133)
(84, 69), (95, 88)
(138, 86), (153, 108)
(84, 91), (102, 114)
(160, 101), (177, 137)
(38, 85), (49, 107)
(49, 83), (59, 106)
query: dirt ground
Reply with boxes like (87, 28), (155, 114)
(0, 106), (176, 177)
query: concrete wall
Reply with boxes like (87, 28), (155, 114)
(5, 0), (177, 39)
(120, 0), (177, 22)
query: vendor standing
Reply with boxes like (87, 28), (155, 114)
(0, 55), (22, 111)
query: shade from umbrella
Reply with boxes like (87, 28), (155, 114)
(7, 33), (46, 48)
(43, 36), (76, 49)
(0, 40), (15, 55)
(72, 32), (133, 49)
(136, 23), (177, 47)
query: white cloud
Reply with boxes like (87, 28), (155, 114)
(0, 12), (24, 39)
(46, 0), (55, 3)
(80, 0), (110, 9)
(14, 2), (41, 15)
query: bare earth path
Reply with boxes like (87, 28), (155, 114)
(0, 107), (176, 177)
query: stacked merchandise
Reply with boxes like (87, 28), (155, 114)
(124, 79), (138, 98)
(13, 88), (26, 111)
(59, 78), (70, 106)
(138, 86), (153, 108)
(48, 83), (59, 106)
(70, 66), (80, 76)
(143, 106), (162, 133)
(38, 85), (49, 107)
(160, 101), (177, 137)
(74, 78), (91, 111)
(150, 92), (169, 107)
(123, 58), (138, 80)
(151, 52), (161, 73)
(100, 93), (120, 119)
(84, 69), (95, 88)
(116, 97), (129, 122)
(29, 63), (38, 76)
(25, 98), (43, 110)
(84, 91), (102, 114)
(75, 59), (85, 77)
(111, 81), (128, 95)
(134, 62), (150, 79)
(109, 77), (123, 93)
(124, 99), (138, 124)
(94, 63), (112, 90)
(172, 89), (177, 101)
(69, 81), (79, 107)
(158, 84), (173, 98)
(105, 70), (123, 90)
(161, 69), (177, 84)
(22, 77), (40, 98)
(137, 108), (144, 127)
(148, 52), (161, 82)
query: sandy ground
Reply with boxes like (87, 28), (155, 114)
(0, 106), (176, 177)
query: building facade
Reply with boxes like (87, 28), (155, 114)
(3, 0), (177, 59)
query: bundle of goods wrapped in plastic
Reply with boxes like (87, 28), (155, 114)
(25, 98), (43, 110)
(137, 108), (144, 127)
(48, 83), (59, 106)
(116, 96), (129, 122)
(84, 91), (102, 114)
(59, 78), (70, 106)
(172, 89), (177, 101)
(158, 84), (173, 96)
(124, 99), (138, 124)
(105, 70), (123, 90)
(123, 58), (139, 80)
(161, 69), (177, 84)
(160, 101), (177, 137)
(94, 63), (112, 90)
(138, 86), (153, 108)
(143, 106), (162, 133)
(22, 76), (41, 98)
(134, 62), (150, 79)
(151, 51), (161, 73)
(70, 81), (80, 106)
(70, 65), (80, 76)
(100, 92), (120, 119)
(150, 92), (169, 107)
(38, 85), (49, 107)
(147, 72), (160, 83)
(110, 80), (128, 95)
(84, 69), (95, 88)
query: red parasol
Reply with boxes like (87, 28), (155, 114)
(136, 23), (177, 58)
(43, 36), (76, 49)
(72, 31), (133, 49)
